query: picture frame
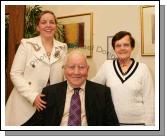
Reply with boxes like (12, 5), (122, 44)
(140, 5), (155, 56)
(57, 13), (93, 57)
(107, 36), (117, 60)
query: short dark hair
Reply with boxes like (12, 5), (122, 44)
(35, 10), (57, 26)
(112, 31), (135, 49)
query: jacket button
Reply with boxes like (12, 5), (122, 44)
(28, 82), (31, 85)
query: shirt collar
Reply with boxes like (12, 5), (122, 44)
(67, 81), (86, 92)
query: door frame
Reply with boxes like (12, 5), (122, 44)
(5, 5), (25, 102)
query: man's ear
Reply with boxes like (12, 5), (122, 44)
(87, 65), (89, 71)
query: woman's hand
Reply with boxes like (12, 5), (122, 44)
(33, 93), (47, 111)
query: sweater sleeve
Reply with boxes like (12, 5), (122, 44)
(91, 61), (108, 85)
(141, 64), (155, 125)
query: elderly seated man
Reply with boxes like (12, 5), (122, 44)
(23, 50), (119, 126)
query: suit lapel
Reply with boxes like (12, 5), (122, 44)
(56, 81), (67, 124)
(85, 80), (93, 125)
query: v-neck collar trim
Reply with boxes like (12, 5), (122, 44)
(117, 58), (135, 76)
(113, 59), (139, 83)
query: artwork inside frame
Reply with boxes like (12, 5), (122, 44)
(107, 36), (117, 60)
(57, 13), (93, 57)
(140, 5), (155, 56)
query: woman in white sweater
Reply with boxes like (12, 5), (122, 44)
(92, 31), (154, 125)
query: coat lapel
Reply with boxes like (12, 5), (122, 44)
(49, 40), (66, 64)
(27, 36), (50, 64)
(27, 36), (66, 65)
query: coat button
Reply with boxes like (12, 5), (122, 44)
(32, 64), (35, 68)
(28, 82), (31, 85)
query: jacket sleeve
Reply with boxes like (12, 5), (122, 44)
(10, 39), (39, 105)
(104, 86), (120, 126)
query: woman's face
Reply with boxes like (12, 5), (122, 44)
(114, 35), (133, 60)
(37, 13), (56, 38)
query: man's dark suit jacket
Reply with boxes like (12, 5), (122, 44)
(23, 80), (119, 126)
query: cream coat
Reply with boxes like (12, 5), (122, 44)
(5, 36), (67, 125)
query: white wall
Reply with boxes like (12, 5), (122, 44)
(40, 5), (155, 82)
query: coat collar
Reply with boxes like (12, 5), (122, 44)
(50, 39), (66, 64)
(26, 36), (66, 65)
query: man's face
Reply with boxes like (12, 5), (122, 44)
(64, 53), (89, 88)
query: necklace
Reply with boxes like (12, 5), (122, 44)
(119, 59), (132, 67)
(47, 52), (51, 58)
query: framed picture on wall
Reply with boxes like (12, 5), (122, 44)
(57, 13), (93, 57)
(140, 5), (155, 56)
(107, 36), (117, 60)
